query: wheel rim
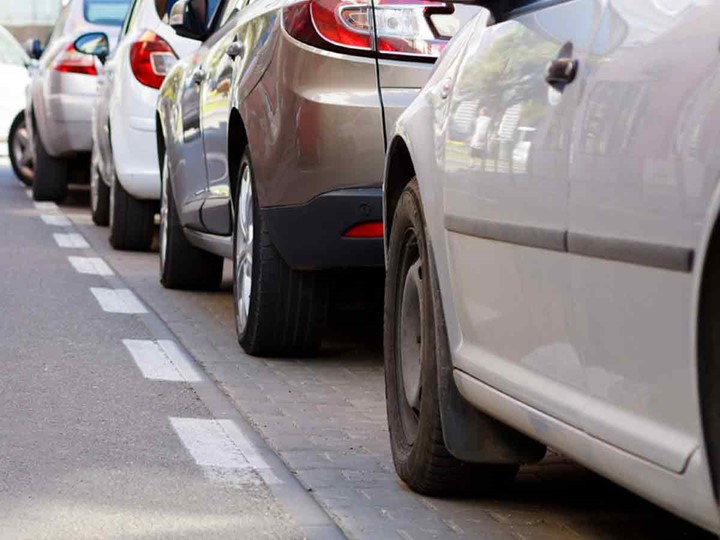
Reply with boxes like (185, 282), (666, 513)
(12, 120), (34, 180)
(160, 155), (170, 272)
(90, 160), (99, 214)
(234, 162), (254, 335)
(397, 229), (423, 443)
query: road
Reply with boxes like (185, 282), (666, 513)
(0, 158), (714, 540)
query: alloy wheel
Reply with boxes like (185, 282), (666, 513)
(234, 162), (254, 335)
(11, 119), (33, 181)
(159, 155), (170, 271)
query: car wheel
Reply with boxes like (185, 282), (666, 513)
(8, 113), (34, 186)
(385, 178), (518, 495)
(159, 152), (223, 290)
(234, 149), (328, 357)
(32, 122), (68, 202)
(90, 151), (110, 226)
(109, 174), (155, 251)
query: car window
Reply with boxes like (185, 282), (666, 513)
(84, 0), (132, 26)
(0, 27), (29, 66)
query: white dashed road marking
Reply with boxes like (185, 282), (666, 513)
(34, 201), (59, 211)
(41, 214), (72, 226)
(122, 339), (202, 382)
(170, 417), (273, 487)
(90, 287), (147, 314)
(68, 256), (114, 276)
(54, 233), (90, 248)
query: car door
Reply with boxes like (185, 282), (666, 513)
(172, 0), (224, 229)
(566, 0), (720, 472)
(197, 0), (246, 235)
(442, 1), (605, 424)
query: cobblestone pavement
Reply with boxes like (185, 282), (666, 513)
(63, 191), (714, 540)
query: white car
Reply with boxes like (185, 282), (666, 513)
(24, 0), (130, 201)
(383, 0), (720, 534)
(0, 25), (32, 185)
(76, 0), (197, 251)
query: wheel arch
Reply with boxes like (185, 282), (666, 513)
(228, 107), (249, 208)
(384, 135), (416, 249)
(384, 135), (546, 466)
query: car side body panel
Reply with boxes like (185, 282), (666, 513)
(384, 0), (720, 533)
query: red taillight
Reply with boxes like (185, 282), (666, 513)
(343, 221), (384, 238)
(52, 43), (97, 75)
(282, 0), (454, 59)
(130, 31), (177, 89)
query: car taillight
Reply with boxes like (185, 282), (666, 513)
(282, 0), (454, 60)
(343, 221), (384, 238)
(130, 31), (177, 89)
(52, 42), (98, 75)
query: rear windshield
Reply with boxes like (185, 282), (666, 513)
(84, 0), (131, 26)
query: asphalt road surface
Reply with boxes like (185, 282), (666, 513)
(0, 158), (715, 540)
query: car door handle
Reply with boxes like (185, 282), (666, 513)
(226, 41), (244, 60)
(545, 42), (578, 91)
(191, 67), (206, 84)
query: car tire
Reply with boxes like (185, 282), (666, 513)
(233, 149), (328, 358)
(8, 112), (34, 186)
(109, 175), (155, 251)
(32, 123), (68, 202)
(90, 153), (110, 226)
(385, 178), (518, 495)
(159, 153), (223, 290)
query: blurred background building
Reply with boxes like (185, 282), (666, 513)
(0, 0), (62, 43)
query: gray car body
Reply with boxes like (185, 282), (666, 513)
(26, 0), (123, 160)
(156, 0), (477, 270)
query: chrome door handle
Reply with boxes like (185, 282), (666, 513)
(191, 67), (206, 84)
(226, 41), (245, 60)
(545, 42), (578, 91)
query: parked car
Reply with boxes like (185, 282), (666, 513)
(0, 25), (33, 185)
(383, 0), (720, 534)
(24, 0), (131, 201)
(154, 0), (477, 357)
(75, 0), (197, 251)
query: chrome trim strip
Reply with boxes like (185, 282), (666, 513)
(184, 228), (233, 259)
(445, 214), (693, 273)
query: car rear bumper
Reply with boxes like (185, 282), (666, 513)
(262, 187), (384, 270)
(114, 117), (160, 199)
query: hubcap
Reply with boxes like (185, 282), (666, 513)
(160, 156), (170, 271)
(12, 120), (33, 180)
(397, 231), (423, 443)
(234, 163), (254, 335)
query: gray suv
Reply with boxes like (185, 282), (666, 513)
(156, 0), (478, 357)
(25, 0), (130, 201)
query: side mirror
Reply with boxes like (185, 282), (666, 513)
(23, 38), (43, 60)
(73, 32), (110, 64)
(168, 0), (208, 40)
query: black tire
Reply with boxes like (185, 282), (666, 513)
(234, 149), (328, 358)
(90, 156), (110, 226)
(385, 179), (518, 495)
(8, 112), (34, 186)
(32, 123), (68, 202)
(159, 153), (223, 290)
(109, 176), (155, 251)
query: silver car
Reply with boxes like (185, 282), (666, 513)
(384, 0), (720, 534)
(25, 0), (130, 201)
(156, 0), (477, 357)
